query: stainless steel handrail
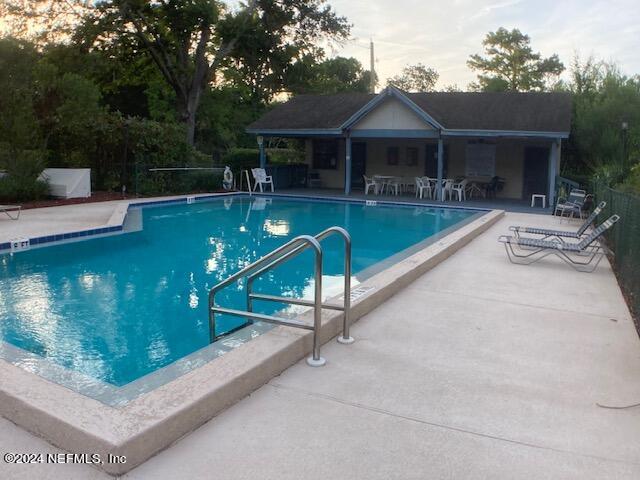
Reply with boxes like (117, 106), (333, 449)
(246, 226), (353, 344)
(208, 226), (353, 367)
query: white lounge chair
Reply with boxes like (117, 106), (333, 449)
(0, 205), (21, 220)
(251, 168), (274, 193)
(498, 214), (620, 273)
(510, 201), (607, 243)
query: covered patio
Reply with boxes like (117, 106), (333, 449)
(247, 86), (571, 209)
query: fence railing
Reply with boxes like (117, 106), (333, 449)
(593, 181), (640, 317)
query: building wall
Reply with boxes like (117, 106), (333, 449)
(305, 138), (346, 188)
(352, 97), (434, 131)
(304, 137), (555, 199)
(361, 138), (428, 180)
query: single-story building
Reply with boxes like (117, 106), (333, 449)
(246, 86), (571, 205)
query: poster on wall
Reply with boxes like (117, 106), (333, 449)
(465, 141), (496, 177)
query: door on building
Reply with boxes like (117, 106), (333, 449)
(351, 142), (367, 189)
(523, 146), (550, 199)
(425, 143), (449, 178)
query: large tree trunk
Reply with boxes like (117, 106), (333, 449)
(178, 87), (202, 147)
(185, 110), (197, 147)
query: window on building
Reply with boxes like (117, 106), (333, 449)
(465, 140), (496, 177)
(312, 139), (339, 169)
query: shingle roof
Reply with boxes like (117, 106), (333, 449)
(247, 91), (572, 134)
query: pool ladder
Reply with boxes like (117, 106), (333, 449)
(208, 226), (354, 367)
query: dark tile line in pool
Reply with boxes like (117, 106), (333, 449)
(251, 192), (491, 213)
(0, 225), (123, 252)
(0, 192), (490, 253)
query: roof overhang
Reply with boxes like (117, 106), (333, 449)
(245, 128), (343, 137)
(246, 127), (569, 139)
(246, 89), (570, 140)
(442, 129), (569, 139)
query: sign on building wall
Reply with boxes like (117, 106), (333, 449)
(465, 141), (496, 177)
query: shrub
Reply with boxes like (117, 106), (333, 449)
(0, 149), (49, 201)
(266, 148), (304, 164)
(617, 163), (640, 195)
(220, 148), (259, 171)
(136, 170), (222, 196)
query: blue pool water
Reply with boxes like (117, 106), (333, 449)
(0, 196), (477, 386)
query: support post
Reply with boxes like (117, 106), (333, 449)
(548, 139), (560, 209)
(257, 136), (266, 169)
(436, 137), (444, 200)
(345, 134), (352, 195)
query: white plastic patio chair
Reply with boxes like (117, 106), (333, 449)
(415, 177), (431, 199)
(251, 168), (274, 192)
(363, 175), (379, 195)
(451, 179), (468, 201)
(441, 179), (454, 201)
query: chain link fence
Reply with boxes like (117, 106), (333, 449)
(593, 181), (640, 318)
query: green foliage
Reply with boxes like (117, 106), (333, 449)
(83, 0), (350, 144)
(0, 150), (49, 201)
(222, 2), (351, 104)
(220, 148), (260, 171)
(562, 55), (640, 176)
(0, 39), (41, 151)
(194, 86), (260, 155)
(137, 171), (222, 196)
(387, 63), (439, 92)
(467, 28), (564, 92)
(267, 148), (304, 164)
(287, 56), (373, 94)
(617, 163), (640, 194)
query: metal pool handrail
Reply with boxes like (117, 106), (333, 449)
(208, 226), (353, 367)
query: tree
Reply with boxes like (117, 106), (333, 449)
(81, 0), (350, 145)
(467, 28), (564, 92)
(387, 63), (438, 92)
(552, 53), (640, 181)
(0, 0), (90, 45)
(286, 56), (373, 95)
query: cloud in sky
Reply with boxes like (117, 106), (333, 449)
(327, 0), (640, 90)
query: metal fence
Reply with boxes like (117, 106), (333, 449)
(593, 181), (640, 317)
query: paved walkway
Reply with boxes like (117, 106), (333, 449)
(2, 210), (639, 479)
(0, 202), (119, 244)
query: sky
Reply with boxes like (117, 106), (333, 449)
(325, 0), (640, 90)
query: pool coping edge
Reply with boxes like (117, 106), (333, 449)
(0, 205), (504, 475)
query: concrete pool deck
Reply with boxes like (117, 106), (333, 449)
(1, 204), (639, 479)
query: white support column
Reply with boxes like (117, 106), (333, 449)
(345, 134), (352, 195)
(257, 136), (266, 169)
(436, 137), (444, 200)
(548, 139), (560, 208)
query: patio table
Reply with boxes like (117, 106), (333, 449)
(373, 175), (398, 195)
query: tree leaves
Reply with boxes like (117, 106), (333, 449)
(387, 64), (439, 92)
(467, 27), (564, 92)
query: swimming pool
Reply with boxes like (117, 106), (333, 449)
(0, 195), (479, 391)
